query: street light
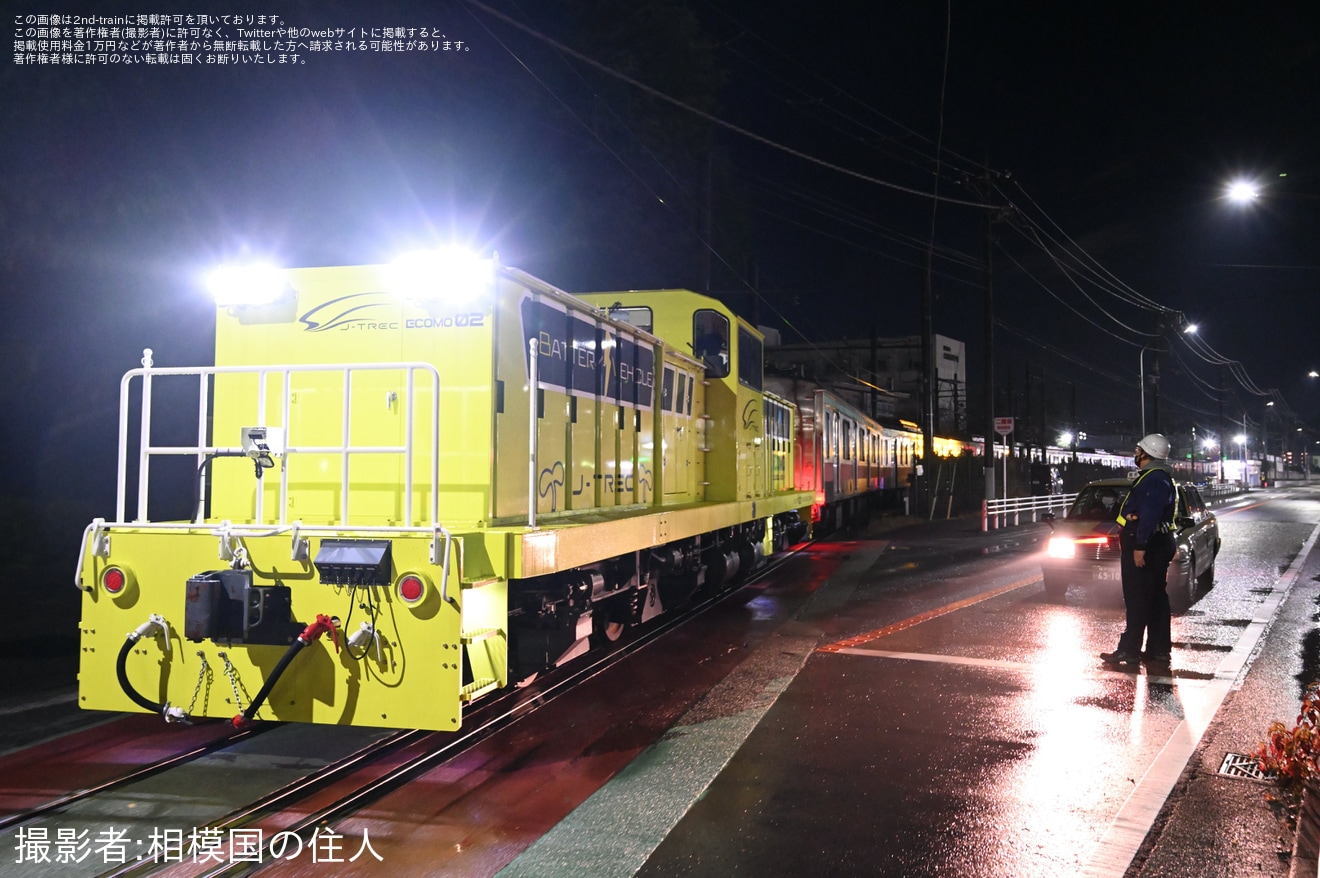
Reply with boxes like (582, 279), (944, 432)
(1226, 179), (1261, 203)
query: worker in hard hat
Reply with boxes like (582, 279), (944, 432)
(1100, 433), (1177, 669)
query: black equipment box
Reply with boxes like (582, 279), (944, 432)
(313, 539), (393, 586)
(184, 569), (300, 645)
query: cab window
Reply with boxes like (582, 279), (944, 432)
(609, 305), (653, 333)
(693, 310), (730, 378)
(737, 327), (763, 391)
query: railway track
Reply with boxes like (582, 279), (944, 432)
(7, 542), (816, 877)
(0, 721), (270, 832)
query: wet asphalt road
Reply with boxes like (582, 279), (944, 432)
(628, 487), (1320, 877)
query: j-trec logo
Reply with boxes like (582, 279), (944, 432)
(298, 292), (486, 332)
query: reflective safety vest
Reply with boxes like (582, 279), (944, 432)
(1115, 468), (1176, 531)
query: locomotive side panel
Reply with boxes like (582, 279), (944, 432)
(501, 285), (660, 523)
(659, 355), (702, 502)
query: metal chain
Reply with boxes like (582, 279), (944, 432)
(217, 651), (245, 714)
(187, 651), (210, 716)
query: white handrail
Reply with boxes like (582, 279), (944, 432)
(981, 493), (1077, 532)
(117, 352), (443, 528)
(528, 338), (538, 529)
(980, 482), (1249, 532)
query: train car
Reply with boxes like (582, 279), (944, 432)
(75, 254), (815, 732)
(765, 376), (926, 525)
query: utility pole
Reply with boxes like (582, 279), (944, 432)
(1151, 346), (1161, 433)
(1070, 382), (1078, 464)
(977, 173), (999, 501)
(701, 148), (713, 292)
(920, 237), (935, 516)
(1217, 367), (1225, 482)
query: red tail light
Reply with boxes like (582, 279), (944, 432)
(103, 567), (126, 594)
(395, 572), (430, 605)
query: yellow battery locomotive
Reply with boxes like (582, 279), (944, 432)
(75, 253), (814, 732)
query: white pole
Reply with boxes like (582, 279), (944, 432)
(1002, 433), (1009, 498)
(529, 338), (539, 529)
(136, 348), (154, 522)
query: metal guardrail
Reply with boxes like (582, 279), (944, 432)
(1200, 483), (1245, 501)
(981, 481), (1253, 532)
(981, 493), (1076, 532)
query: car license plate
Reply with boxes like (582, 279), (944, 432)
(1092, 566), (1121, 582)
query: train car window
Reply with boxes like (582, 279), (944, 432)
(686, 374), (694, 415)
(608, 304), (653, 333)
(737, 327), (763, 392)
(676, 372), (687, 413)
(843, 421), (851, 460)
(692, 310), (730, 378)
(661, 366), (675, 412)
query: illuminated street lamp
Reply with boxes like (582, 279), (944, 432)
(1226, 179), (1260, 203)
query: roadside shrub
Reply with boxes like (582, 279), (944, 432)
(1256, 680), (1320, 812)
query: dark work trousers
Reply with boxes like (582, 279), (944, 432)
(1116, 532), (1175, 655)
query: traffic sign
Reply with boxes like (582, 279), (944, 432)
(994, 417), (1014, 436)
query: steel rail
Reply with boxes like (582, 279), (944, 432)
(0, 724), (268, 833)
(173, 539), (819, 878)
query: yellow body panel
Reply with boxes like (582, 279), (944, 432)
(79, 530), (471, 730)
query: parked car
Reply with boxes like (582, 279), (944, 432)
(1041, 477), (1221, 601)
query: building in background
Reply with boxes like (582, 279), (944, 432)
(763, 331), (967, 435)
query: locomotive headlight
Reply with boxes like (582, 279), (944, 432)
(389, 247), (494, 305)
(207, 264), (290, 307)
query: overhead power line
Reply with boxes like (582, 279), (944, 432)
(462, 0), (996, 209)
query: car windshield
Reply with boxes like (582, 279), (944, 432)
(1069, 485), (1128, 521)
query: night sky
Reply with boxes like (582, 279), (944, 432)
(3, 1), (1319, 584)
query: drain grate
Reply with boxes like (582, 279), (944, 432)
(1219, 752), (1273, 782)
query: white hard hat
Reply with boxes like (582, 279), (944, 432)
(1137, 433), (1171, 460)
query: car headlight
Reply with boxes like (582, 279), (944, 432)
(1047, 537), (1076, 559)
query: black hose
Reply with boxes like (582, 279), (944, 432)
(116, 634), (164, 714)
(233, 638), (307, 727)
(192, 451), (248, 521)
